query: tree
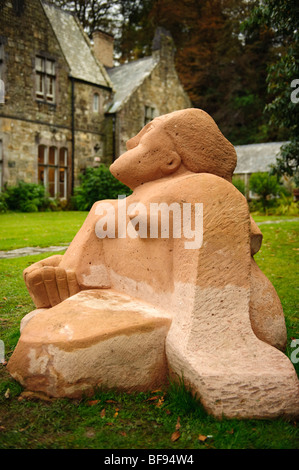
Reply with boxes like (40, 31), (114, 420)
(116, 0), (278, 145)
(47, 0), (121, 36)
(243, 0), (299, 184)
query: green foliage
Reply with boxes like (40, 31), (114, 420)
(72, 165), (132, 211)
(244, 0), (299, 179)
(272, 139), (299, 187)
(250, 194), (299, 216)
(0, 191), (8, 213)
(232, 177), (246, 195)
(4, 181), (51, 213)
(249, 172), (286, 211)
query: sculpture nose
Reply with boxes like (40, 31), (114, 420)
(126, 137), (138, 150)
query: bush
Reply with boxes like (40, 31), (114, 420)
(249, 172), (288, 212)
(72, 165), (132, 211)
(232, 176), (246, 195)
(4, 181), (50, 212)
(274, 195), (299, 216)
(0, 191), (8, 213)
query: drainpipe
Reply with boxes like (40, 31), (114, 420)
(112, 113), (116, 161)
(71, 77), (75, 195)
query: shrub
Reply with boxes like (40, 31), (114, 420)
(249, 172), (288, 212)
(232, 176), (246, 195)
(5, 181), (50, 212)
(72, 165), (132, 211)
(270, 194), (299, 216)
(0, 191), (8, 213)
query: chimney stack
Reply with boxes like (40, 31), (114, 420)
(92, 30), (114, 68)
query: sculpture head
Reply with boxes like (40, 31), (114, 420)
(110, 108), (237, 190)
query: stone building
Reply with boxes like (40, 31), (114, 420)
(0, 1), (191, 199)
(105, 28), (192, 157)
(233, 142), (286, 199)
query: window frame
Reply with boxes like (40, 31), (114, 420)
(38, 144), (68, 199)
(35, 56), (56, 104)
(144, 105), (155, 125)
(93, 92), (99, 113)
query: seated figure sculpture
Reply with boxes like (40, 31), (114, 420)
(7, 109), (299, 419)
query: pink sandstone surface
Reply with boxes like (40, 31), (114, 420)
(7, 108), (299, 419)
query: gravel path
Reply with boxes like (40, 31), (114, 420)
(0, 245), (69, 259)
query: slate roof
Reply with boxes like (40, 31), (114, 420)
(234, 142), (285, 174)
(106, 56), (159, 113)
(42, 2), (112, 88)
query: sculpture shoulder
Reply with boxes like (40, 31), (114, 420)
(165, 173), (245, 204)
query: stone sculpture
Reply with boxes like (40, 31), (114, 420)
(7, 108), (299, 419)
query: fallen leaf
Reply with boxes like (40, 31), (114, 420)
(88, 399), (100, 406)
(146, 396), (159, 401)
(156, 398), (164, 408)
(106, 399), (117, 403)
(175, 417), (181, 430)
(198, 434), (207, 442)
(171, 430), (181, 442)
(19, 426), (30, 432)
(151, 389), (162, 393)
(120, 431), (127, 437)
(3, 297), (7, 301)
(114, 412), (118, 418)
(0, 426), (6, 431)
(100, 408), (106, 418)
(165, 410), (171, 415)
(106, 422), (114, 426)
(226, 428), (234, 434)
(4, 388), (10, 399)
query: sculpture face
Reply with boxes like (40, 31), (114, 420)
(110, 118), (182, 189)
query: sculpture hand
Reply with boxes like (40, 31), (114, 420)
(23, 255), (80, 308)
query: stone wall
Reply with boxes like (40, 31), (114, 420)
(0, 0), (114, 193)
(0, 116), (72, 189)
(0, 0), (71, 126)
(73, 81), (112, 180)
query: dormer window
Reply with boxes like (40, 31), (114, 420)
(35, 56), (56, 103)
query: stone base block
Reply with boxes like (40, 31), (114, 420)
(7, 289), (171, 398)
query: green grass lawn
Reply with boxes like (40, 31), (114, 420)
(0, 211), (88, 250)
(0, 213), (298, 449)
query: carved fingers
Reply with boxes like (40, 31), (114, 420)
(24, 258), (80, 308)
